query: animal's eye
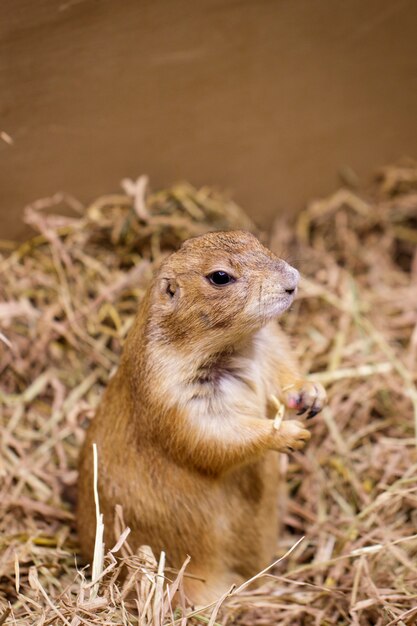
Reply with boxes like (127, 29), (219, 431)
(207, 271), (235, 286)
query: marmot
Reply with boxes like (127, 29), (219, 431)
(77, 230), (326, 605)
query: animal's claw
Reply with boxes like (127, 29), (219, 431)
(284, 381), (327, 418)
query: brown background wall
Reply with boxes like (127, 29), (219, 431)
(1, 0), (417, 240)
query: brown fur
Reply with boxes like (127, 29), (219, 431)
(77, 230), (326, 605)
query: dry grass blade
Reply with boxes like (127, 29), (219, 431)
(90, 443), (105, 601)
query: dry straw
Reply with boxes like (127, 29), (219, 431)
(0, 164), (416, 625)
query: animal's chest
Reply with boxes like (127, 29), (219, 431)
(194, 354), (269, 418)
(223, 363), (266, 410)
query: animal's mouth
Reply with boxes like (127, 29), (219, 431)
(265, 291), (296, 317)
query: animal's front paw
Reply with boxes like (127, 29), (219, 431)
(283, 380), (327, 419)
(273, 419), (311, 453)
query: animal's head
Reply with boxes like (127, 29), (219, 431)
(149, 230), (299, 350)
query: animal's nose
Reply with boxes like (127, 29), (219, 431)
(272, 260), (300, 293)
(282, 266), (299, 294)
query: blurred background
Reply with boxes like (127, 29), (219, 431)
(1, 0), (417, 240)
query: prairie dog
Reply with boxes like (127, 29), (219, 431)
(77, 230), (326, 605)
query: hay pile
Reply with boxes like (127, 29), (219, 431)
(1, 166), (416, 625)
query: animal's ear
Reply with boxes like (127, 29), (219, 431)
(159, 277), (179, 303)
